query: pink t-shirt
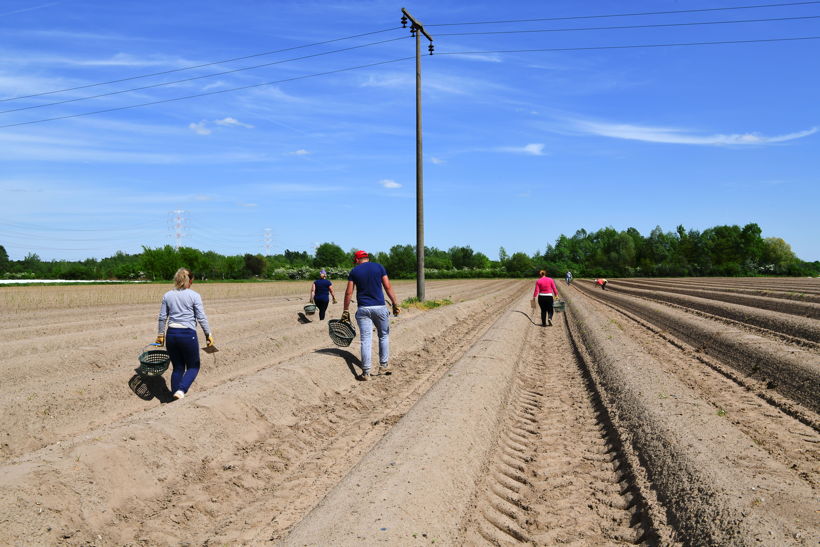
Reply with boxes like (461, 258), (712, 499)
(533, 276), (558, 297)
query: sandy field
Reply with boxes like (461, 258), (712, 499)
(0, 277), (817, 545)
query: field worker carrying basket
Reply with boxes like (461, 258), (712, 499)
(532, 270), (559, 327)
(309, 269), (337, 321)
(342, 250), (400, 381)
(155, 268), (214, 400)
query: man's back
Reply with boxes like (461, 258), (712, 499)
(348, 262), (387, 306)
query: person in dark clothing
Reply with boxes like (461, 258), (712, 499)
(342, 250), (400, 381)
(309, 269), (336, 320)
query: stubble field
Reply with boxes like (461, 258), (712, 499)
(0, 277), (817, 545)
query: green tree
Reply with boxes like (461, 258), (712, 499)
(244, 253), (266, 276)
(505, 252), (534, 277)
(761, 237), (798, 274)
(425, 246), (452, 270)
(314, 242), (347, 268)
(449, 246), (489, 269)
(140, 245), (180, 280)
(284, 249), (310, 267)
(0, 245), (9, 274)
(384, 244), (416, 278)
(498, 246), (509, 264)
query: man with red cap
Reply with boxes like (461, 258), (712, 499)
(342, 250), (400, 381)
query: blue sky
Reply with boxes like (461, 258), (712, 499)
(1, 0), (818, 262)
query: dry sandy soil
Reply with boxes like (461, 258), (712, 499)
(0, 277), (817, 546)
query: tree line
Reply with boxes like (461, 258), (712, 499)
(1, 223), (816, 281)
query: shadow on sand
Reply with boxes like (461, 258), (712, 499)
(128, 373), (176, 403)
(513, 310), (540, 326)
(314, 347), (363, 378)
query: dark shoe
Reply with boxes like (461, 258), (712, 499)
(358, 372), (370, 382)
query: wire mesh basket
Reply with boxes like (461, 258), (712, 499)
(304, 304), (317, 315)
(137, 344), (170, 377)
(328, 319), (356, 347)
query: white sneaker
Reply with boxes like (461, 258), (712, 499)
(173, 390), (185, 399)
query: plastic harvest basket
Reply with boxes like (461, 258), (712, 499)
(328, 319), (356, 347)
(137, 344), (170, 377)
(304, 304), (317, 315)
(553, 300), (566, 312)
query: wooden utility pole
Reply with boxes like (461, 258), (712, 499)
(401, 8), (433, 301)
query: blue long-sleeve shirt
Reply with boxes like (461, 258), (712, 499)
(158, 288), (211, 335)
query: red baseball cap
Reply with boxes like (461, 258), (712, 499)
(353, 250), (368, 263)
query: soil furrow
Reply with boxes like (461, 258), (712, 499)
(563, 288), (818, 545)
(577, 287), (820, 485)
(460, 309), (655, 545)
(582, 280), (820, 343)
(575, 283), (820, 415)
(615, 278), (820, 318)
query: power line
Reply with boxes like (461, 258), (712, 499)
(0, 56), (414, 129)
(0, 26), (403, 103)
(434, 35), (820, 56)
(4, 35), (817, 130)
(426, 1), (820, 27)
(436, 15), (820, 38)
(0, 36), (408, 114)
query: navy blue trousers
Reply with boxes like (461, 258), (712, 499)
(166, 328), (201, 394)
(315, 297), (329, 320)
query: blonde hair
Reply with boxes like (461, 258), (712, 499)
(173, 268), (192, 290)
(539, 270), (546, 277)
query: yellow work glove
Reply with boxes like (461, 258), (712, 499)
(392, 303), (401, 316)
(340, 310), (351, 324)
(206, 334), (215, 347)
(332, 297), (337, 304)
(155, 334), (165, 346)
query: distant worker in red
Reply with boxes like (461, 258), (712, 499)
(532, 270), (559, 327)
(595, 278), (608, 290)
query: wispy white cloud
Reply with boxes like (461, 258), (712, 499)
(189, 120), (211, 135)
(570, 119), (818, 146)
(289, 149), (310, 156)
(0, 52), (193, 68)
(255, 182), (343, 194)
(0, 2), (61, 17)
(215, 117), (254, 128)
(379, 179), (402, 189)
(430, 156), (445, 165)
(202, 80), (228, 91)
(361, 70), (514, 97)
(498, 143), (545, 156)
(189, 117), (254, 135)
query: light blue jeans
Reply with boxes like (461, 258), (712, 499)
(355, 305), (390, 373)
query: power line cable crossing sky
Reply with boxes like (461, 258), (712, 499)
(1, 0), (818, 262)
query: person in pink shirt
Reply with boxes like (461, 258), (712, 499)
(532, 270), (559, 327)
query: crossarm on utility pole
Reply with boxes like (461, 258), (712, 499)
(401, 8), (433, 42)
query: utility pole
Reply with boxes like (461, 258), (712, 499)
(263, 228), (272, 256)
(169, 210), (186, 250)
(401, 8), (433, 301)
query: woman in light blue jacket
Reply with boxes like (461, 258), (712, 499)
(155, 268), (214, 399)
